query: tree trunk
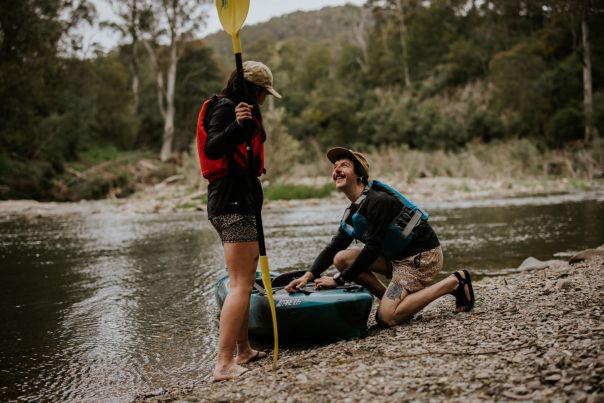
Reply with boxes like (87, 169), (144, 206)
(130, 60), (140, 111)
(396, 0), (411, 88)
(129, 0), (140, 112)
(353, 7), (371, 73)
(143, 40), (166, 117)
(581, 18), (594, 143)
(160, 44), (178, 162)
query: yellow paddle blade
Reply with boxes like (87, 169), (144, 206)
(216, 0), (250, 53)
(259, 255), (279, 370)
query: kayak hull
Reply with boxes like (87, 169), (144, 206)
(214, 271), (373, 341)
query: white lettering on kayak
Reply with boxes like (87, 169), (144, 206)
(276, 298), (302, 307)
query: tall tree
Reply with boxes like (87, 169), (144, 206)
(0, 0), (95, 198)
(395, 0), (412, 88)
(581, 15), (594, 142)
(367, 0), (418, 87)
(103, 0), (147, 111)
(142, 0), (209, 162)
(351, 6), (372, 74)
(548, 0), (603, 143)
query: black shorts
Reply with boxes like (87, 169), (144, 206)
(210, 214), (257, 243)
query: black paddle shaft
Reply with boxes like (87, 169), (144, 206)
(234, 52), (268, 256)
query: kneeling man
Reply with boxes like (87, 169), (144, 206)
(285, 148), (475, 326)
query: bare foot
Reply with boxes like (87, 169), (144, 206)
(212, 363), (248, 382)
(235, 349), (267, 365)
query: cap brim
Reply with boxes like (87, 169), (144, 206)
(266, 87), (282, 99)
(326, 147), (354, 164)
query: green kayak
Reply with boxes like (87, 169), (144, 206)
(214, 271), (374, 341)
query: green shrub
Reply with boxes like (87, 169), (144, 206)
(465, 109), (505, 143)
(264, 183), (334, 200)
(592, 91), (604, 136)
(415, 100), (467, 150)
(545, 106), (583, 147)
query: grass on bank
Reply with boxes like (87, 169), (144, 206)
(18, 138), (599, 202)
(179, 138), (603, 204)
(264, 183), (334, 200)
(287, 138), (604, 183)
(180, 183), (334, 205)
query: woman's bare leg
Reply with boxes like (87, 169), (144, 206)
(234, 300), (267, 364)
(213, 241), (258, 381)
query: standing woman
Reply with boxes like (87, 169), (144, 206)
(196, 61), (281, 381)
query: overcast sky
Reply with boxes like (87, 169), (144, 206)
(85, 0), (365, 55)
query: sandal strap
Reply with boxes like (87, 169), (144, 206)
(453, 271), (466, 287)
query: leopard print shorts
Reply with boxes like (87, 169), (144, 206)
(210, 213), (257, 243)
(389, 245), (444, 293)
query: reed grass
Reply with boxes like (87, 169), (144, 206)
(290, 138), (603, 184)
(182, 138), (603, 201)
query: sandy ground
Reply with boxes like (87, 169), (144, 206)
(135, 252), (604, 402)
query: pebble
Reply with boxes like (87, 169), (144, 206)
(135, 253), (604, 402)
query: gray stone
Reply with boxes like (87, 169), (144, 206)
(517, 256), (550, 271)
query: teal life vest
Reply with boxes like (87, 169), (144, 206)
(339, 180), (429, 260)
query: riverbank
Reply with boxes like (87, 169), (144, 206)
(137, 250), (604, 402)
(1, 176), (602, 217)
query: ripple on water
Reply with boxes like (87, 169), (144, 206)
(1, 196), (603, 401)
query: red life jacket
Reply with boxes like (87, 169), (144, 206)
(196, 97), (266, 183)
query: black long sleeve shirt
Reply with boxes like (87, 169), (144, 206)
(204, 97), (262, 219)
(309, 188), (439, 282)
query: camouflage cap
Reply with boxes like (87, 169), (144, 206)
(243, 61), (282, 99)
(326, 147), (369, 179)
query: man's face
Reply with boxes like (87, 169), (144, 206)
(332, 158), (358, 191)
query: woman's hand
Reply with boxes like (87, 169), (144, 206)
(314, 276), (338, 290)
(235, 102), (253, 127)
(284, 272), (313, 293)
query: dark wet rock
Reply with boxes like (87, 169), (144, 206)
(569, 248), (604, 264)
(588, 394), (604, 403)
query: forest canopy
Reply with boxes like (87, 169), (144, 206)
(1, 0), (602, 200)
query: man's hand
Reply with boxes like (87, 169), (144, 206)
(314, 276), (338, 290)
(284, 272), (314, 293)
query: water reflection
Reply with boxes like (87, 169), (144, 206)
(0, 212), (223, 401)
(0, 217), (89, 401)
(1, 194), (603, 401)
(58, 214), (141, 401)
(437, 198), (604, 273)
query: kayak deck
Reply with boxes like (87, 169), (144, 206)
(215, 271), (374, 341)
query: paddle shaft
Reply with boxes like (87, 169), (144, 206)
(233, 52), (267, 255)
(234, 51), (278, 370)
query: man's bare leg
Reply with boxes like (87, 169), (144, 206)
(333, 248), (390, 298)
(377, 271), (472, 327)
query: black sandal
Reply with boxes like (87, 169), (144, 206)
(452, 270), (475, 312)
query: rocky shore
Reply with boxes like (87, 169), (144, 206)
(136, 250), (604, 403)
(1, 176), (602, 217)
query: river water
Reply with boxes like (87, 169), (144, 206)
(1, 192), (603, 401)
